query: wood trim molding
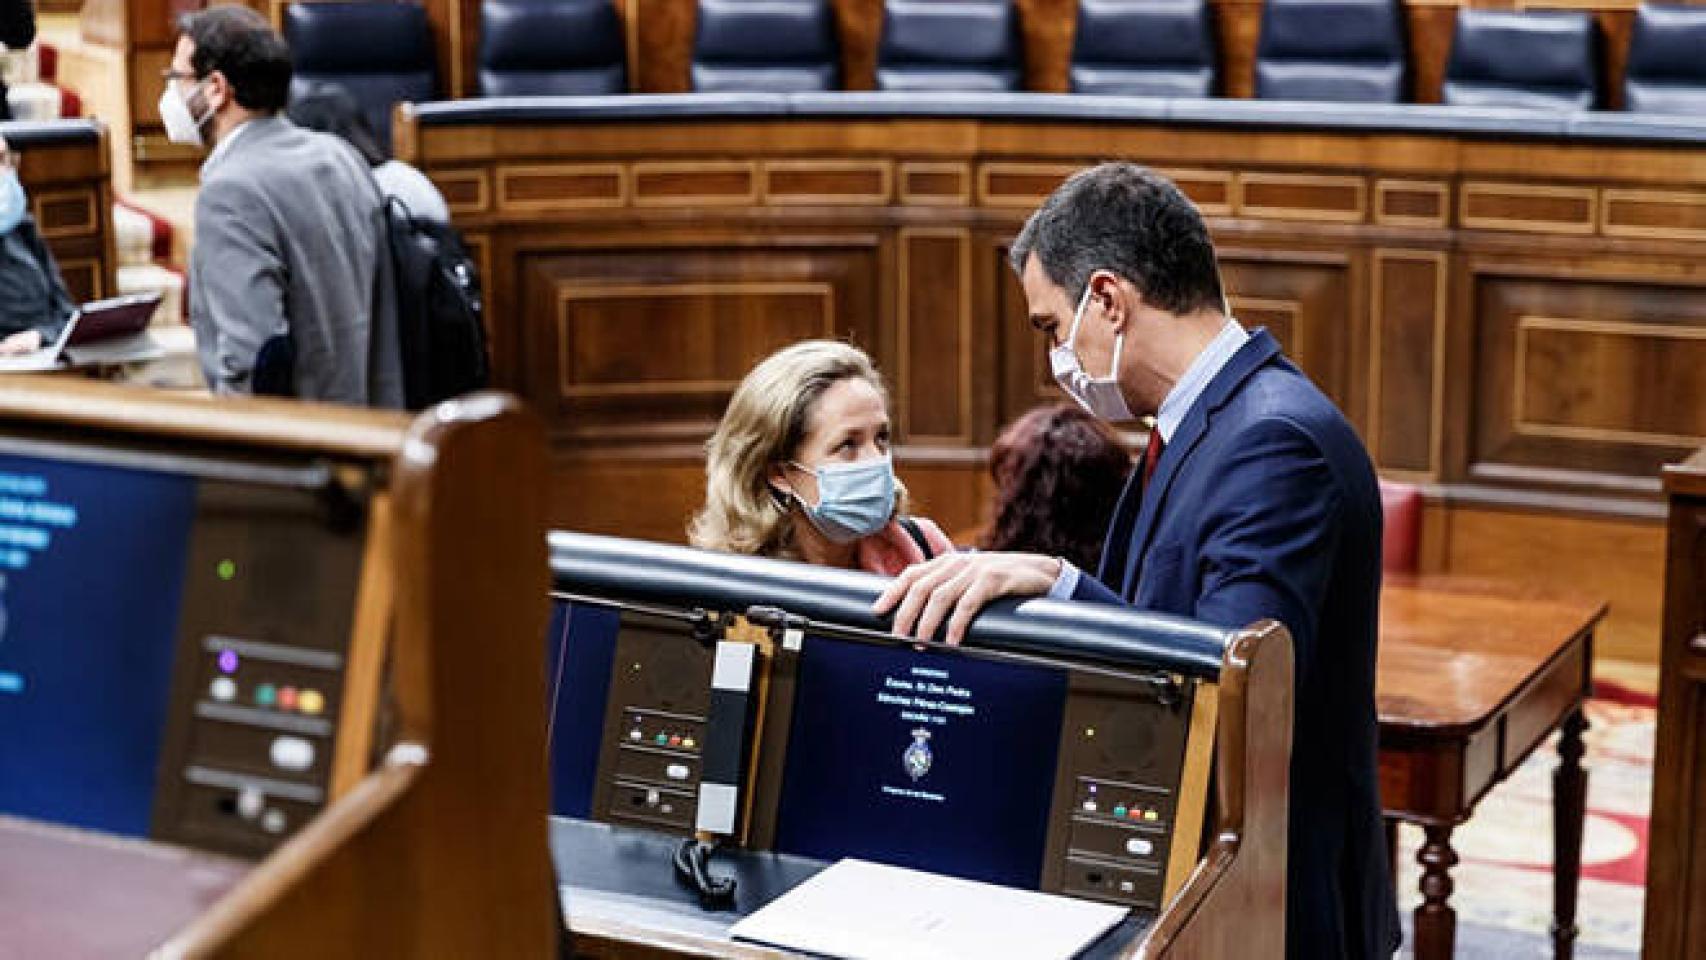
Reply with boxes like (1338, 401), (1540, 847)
(1601, 188), (1706, 242)
(631, 161), (760, 206)
(433, 169), (492, 217)
(1237, 172), (1368, 223)
(497, 163), (627, 212)
(1461, 182), (1598, 236)
(899, 161), (972, 206)
(1369, 249), (1450, 476)
(1512, 315), (1706, 449)
(896, 227), (974, 444)
(555, 281), (838, 399)
(762, 159), (893, 206)
(31, 189), (99, 239)
(1375, 179), (1451, 229)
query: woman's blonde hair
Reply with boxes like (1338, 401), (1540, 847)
(689, 340), (906, 558)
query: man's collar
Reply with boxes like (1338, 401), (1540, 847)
(1153, 319), (1249, 443)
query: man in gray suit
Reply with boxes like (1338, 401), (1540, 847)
(166, 5), (402, 406)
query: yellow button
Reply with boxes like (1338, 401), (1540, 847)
(298, 689), (326, 716)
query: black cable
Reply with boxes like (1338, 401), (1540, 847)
(674, 837), (737, 908)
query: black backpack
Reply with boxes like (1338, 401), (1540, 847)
(384, 197), (490, 409)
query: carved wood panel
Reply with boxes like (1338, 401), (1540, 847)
(517, 240), (881, 447)
(1372, 250), (1448, 476)
(1471, 274), (1706, 491)
(1220, 250), (1362, 433)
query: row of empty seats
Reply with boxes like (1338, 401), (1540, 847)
(283, 0), (1706, 146)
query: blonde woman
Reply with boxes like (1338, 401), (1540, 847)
(690, 340), (952, 575)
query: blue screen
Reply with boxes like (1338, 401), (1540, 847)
(774, 637), (1067, 888)
(546, 601), (618, 817)
(0, 452), (196, 837)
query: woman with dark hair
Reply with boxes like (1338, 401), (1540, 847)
(286, 84), (450, 224)
(979, 403), (1131, 572)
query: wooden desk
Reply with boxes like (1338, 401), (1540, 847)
(1377, 577), (1606, 960)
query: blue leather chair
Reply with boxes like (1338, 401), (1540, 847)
(1623, 4), (1706, 115)
(1253, 0), (1406, 103)
(284, 2), (437, 150)
(479, 0), (627, 96)
(692, 0), (840, 92)
(1070, 0), (1216, 98)
(876, 0), (1023, 92)
(1442, 10), (1599, 111)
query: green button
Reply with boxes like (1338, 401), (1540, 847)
(654, 733), (668, 746)
(1112, 805), (1128, 818)
(255, 683), (277, 707)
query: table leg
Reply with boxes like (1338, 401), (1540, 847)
(1552, 707), (1588, 960)
(1415, 824), (1458, 959)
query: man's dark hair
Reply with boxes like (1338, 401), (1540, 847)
(1008, 162), (1225, 316)
(288, 85), (387, 167)
(178, 5), (292, 112)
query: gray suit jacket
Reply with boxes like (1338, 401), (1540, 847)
(189, 116), (403, 406)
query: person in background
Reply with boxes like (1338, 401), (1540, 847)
(980, 403), (1131, 573)
(286, 84), (450, 224)
(0, 0), (37, 122)
(165, 5), (401, 404)
(690, 339), (953, 575)
(0, 133), (74, 354)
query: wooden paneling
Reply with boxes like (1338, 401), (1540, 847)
(517, 239), (880, 445)
(15, 123), (115, 303)
(1471, 275), (1706, 488)
(1642, 449), (1706, 960)
(1373, 250), (1448, 476)
(1221, 250), (1363, 430)
(898, 228), (972, 443)
(401, 108), (1706, 664)
(1424, 502), (1665, 664)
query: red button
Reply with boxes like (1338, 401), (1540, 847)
(278, 686), (299, 711)
(668, 735), (682, 747)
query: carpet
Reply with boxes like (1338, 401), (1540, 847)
(1392, 696), (1652, 957)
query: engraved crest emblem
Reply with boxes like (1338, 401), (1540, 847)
(902, 728), (933, 781)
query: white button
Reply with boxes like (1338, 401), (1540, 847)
(262, 808), (287, 834)
(237, 787), (264, 821)
(1125, 837), (1154, 856)
(1082, 800), (1098, 813)
(1119, 880), (1135, 894)
(629, 729), (643, 741)
(209, 677), (237, 702)
(645, 788), (660, 807)
(270, 736), (315, 772)
(666, 763), (690, 781)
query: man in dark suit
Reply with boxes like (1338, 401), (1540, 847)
(875, 162), (1400, 958)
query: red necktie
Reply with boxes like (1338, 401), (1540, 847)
(1141, 431), (1165, 486)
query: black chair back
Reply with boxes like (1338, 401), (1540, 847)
(1253, 0), (1407, 103)
(1070, 0), (1217, 98)
(1442, 9), (1599, 111)
(479, 0), (628, 97)
(1624, 4), (1706, 115)
(285, 1), (438, 150)
(692, 0), (841, 93)
(876, 0), (1023, 92)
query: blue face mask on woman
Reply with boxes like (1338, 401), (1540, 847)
(0, 172), (27, 236)
(789, 455), (897, 543)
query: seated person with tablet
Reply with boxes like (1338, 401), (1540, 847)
(0, 133), (76, 357)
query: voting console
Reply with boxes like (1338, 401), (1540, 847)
(547, 532), (1294, 958)
(0, 379), (556, 957)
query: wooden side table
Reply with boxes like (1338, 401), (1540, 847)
(1376, 577), (1607, 960)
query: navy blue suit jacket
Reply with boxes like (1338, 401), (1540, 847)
(1073, 330), (1400, 959)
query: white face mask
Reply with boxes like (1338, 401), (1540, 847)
(159, 79), (213, 148)
(1049, 281), (1134, 422)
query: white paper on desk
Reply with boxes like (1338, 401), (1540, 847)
(728, 858), (1128, 960)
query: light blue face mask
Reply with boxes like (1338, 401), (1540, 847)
(0, 172), (26, 236)
(789, 454), (897, 544)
